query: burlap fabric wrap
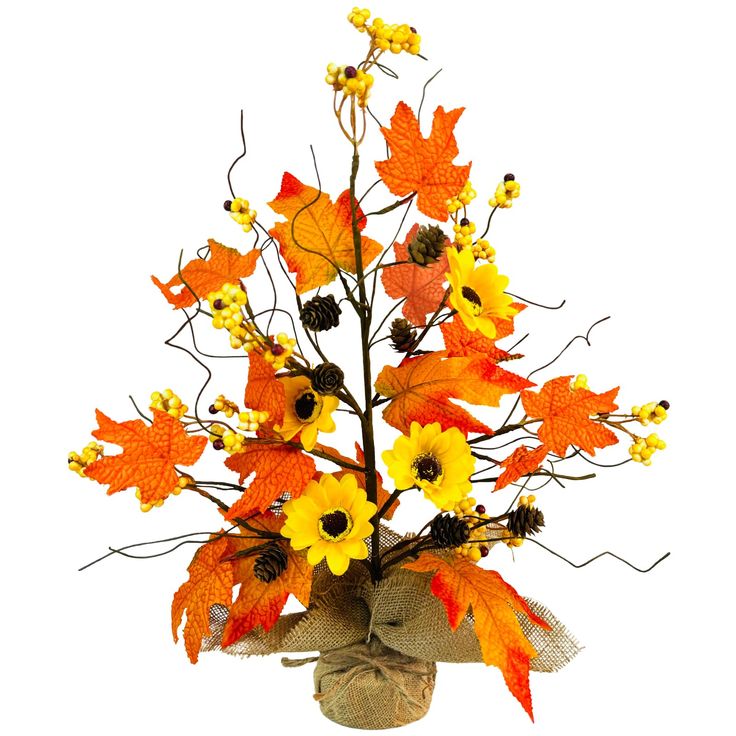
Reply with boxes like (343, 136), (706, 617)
(202, 533), (581, 730)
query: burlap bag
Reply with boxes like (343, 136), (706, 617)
(202, 535), (581, 729)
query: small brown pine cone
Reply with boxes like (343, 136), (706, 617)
(389, 318), (417, 352)
(311, 362), (344, 395)
(430, 514), (471, 548)
(300, 294), (341, 332)
(253, 542), (288, 583)
(408, 224), (447, 266)
(507, 506), (545, 538)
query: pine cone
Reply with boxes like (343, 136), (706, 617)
(389, 318), (417, 352)
(311, 362), (344, 395)
(300, 294), (341, 332)
(253, 542), (288, 583)
(408, 224), (447, 266)
(507, 506), (545, 538)
(430, 514), (471, 548)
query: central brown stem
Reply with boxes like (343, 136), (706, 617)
(348, 143), (381, 582)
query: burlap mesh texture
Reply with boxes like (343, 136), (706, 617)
(202, 526), (581, 728)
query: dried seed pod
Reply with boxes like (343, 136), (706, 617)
(408, 224), (447, 266)
(506, 506), (545, 538)
(430, 514), (471, 548)
(311, 362), (344, 395)
(300, 294), (342, 332)
(389, 318), (417, 352)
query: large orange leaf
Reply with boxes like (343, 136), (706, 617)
(374, 352), (533, 435)
(316, 442), (398, 520)
(151, 239), (260, 308)
(404, 552), (549, 719)
(221, 513), (312, 647)
(441, 306), (525, 361)
(171, 535), (234, 663)
(521, 376), (619, 456)
(86, 409), (207, 505)
(245, 353), (285, 427)
(268, 172), (382, 294)
(381, 223), (450, 326)
(495, 445), (549, 491)
(375, 102), (472, 221)
(224, 444), (316, 517)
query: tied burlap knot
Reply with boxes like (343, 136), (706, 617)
(283, 638), (436, 729)
(202, 532), (581, 729)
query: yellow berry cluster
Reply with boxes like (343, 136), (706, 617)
(632, 401), (668, 426)
(263, 332), (297, 371)
(135, 477), (190, 513)
(489, 176), (521, 209)
(150, 388), (188, 419)
(210, 394), (239, 418)
(227, 198), (257, 233)
(68, 442), (104, 477)
(208, 424), (246, 455)
(325, 64), (374, 107)
(471, 238), (495, 262)
(453, 219), (477, 249)
(369, 18), (421, 55)
(238, 410), (269, 433)
(207, 283), (257, 350)
(347, 7), (371, 30)
(629, 433), (666, 466)
(446, 180), (477, 215)
(571, 374), (589, 391)
(452, 497), (493, 563)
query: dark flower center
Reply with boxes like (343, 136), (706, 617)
(411, 453), (443, 483)
(461, 286), (483, 315)
(318, 507), (353, 542)
(294, 389), (322, 422)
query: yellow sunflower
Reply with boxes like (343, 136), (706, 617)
(381, 421), (475, 511)
(274, 375), (339, 452)
(446, 246), (518, 339)
(281, 473), (377, 576)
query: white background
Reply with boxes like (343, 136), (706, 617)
(2, 1), (734, 734)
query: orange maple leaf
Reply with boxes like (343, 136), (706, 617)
(404, 552), (549, 720)
(381, 223), (450, 326)
(374, 352), (533, 435)
(151, 239), (260, 308)
(268, 172), (382, 294)
(315, 442), (398, 520)
(245, 353), (285, 427)
(495, 445), (549, 491)
(440, 306), (525, 361)
(375, 103), (472, 221)
(221, 513), (312, 647)
(521, 376), (619, 456)
(86, 409), (207, 505)
(224, 444), (316, 517)
(171, 534), (234, 663)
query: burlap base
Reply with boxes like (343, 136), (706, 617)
(202, 533), (581, 729)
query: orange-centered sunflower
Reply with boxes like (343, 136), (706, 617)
(446, 246), (518, 339)
(382, 421), (475, 511)
(274, 375), (339, 452)
(281, 473), (377, 576)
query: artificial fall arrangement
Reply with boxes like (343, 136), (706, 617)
(69, 7), (671, 730)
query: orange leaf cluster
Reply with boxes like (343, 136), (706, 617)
(495, 445), (549, 491)
(375, 352), (533, 436)
(269, 172), (382, 293)
(86, 409), (207, 505)
(376, 103), (471, 221)
(521, 376), (619, 456)
(404, 553), (549, 719)
(220, 513), (312, 647)
(151, 239), (259, 308)
(381, 223), (450, 326)
(441, 307), (525, 361)
(171, 535), (234, 663)
(224, 444), (316, 518)
(245, 353), (285, 427)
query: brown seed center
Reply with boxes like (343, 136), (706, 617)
(318, 507), (353, 542)
(411, 453), (443, 483)
(461, 286), (483, 315)
(294, 389), (322, 422)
